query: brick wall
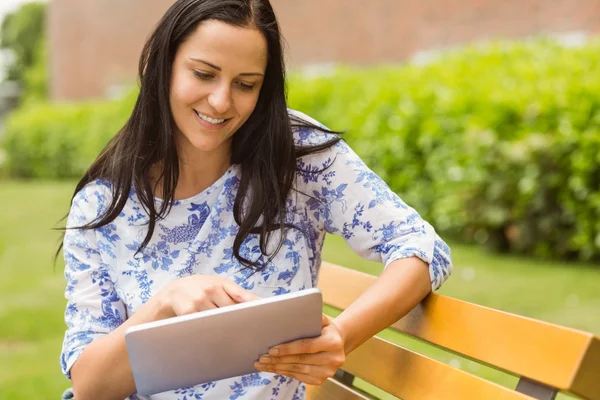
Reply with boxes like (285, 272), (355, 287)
(48, 0), (600, 100)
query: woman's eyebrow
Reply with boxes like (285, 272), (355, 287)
(189, 57), (264, 77)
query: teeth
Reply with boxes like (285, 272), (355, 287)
(195, 111), (226, 124)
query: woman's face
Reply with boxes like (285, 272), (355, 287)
(169, 20), (268, 162)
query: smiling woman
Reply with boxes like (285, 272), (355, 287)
(57, 1), (452, 399)
(169, 20), (267, 170)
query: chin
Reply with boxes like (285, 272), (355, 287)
(190, 141), (224, 153)
(174, 124), (234, 156)
(188, 135), (231, 154)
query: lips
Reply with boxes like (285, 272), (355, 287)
(194, 110), (230, 125)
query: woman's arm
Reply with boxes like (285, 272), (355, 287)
(63, 184), (259, 399)
(254, 256), (432, 384)
(70, 298), (162, 400)
(333, 256), (431, 354)
(255, 115), (452, 383)
(61, 183), (136, 399)
(70, 275), (260, 399)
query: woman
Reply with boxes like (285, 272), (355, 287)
(60, 0), (452, 399)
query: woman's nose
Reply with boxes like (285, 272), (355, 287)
(207, 84), (232, 115)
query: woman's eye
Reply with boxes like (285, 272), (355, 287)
(194, 71), (214, 80)
(237, 81), (255, 91)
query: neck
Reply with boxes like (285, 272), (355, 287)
(154, 144), (232, 201)
(176, 155), (231, 199)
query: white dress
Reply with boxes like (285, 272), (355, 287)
(60, 110), (452, 399)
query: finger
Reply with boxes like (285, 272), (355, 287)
(256, 361), (335, 377)
(254, 364), (328, 386)
(258, 352), (344, 368)
(274, 364), (336, 379)
(208, 287), (239, 308)
(172, 300), (217, 316)
(222, 282), (260, 303)
(269, 336), (324, 357)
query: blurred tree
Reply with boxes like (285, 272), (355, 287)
(0, 2), (47, 100)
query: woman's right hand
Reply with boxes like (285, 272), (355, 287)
(69, 275), (258, 400)
(153, 275), (260, 319)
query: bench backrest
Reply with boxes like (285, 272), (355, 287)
(308, 262), (600, 400)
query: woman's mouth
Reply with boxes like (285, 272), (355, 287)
(194, 110), (230, 126)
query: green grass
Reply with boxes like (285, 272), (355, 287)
(1, 180), (598, 399)
(0, 181), (75, 399)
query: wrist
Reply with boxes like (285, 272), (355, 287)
(332, 316), (353, 355)
(137, 295), (171, 323)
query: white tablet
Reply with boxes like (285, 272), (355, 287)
(125, 288), (323, 395)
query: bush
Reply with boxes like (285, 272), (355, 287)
(1, 91), (136, 179)
(2, 38), (600, 261)
(288, 39), (600, 260)
(0, 1), (48, 102)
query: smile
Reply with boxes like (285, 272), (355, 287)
(194, 110), (229, 125)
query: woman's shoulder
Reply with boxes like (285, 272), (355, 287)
(70, 179), (114, 217)
(288, 108), (339, 147)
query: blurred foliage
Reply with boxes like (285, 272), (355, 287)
(288, 39), (600, 261)
(0, 1), (48, 101)
(2, 38), (600, 261)
(2, 90), (137, 179)
(20, 36), (47, 102)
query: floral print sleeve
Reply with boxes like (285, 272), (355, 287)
(292, 110), (452, 290)
(60, 183), (127, 379)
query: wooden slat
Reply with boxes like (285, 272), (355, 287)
(343, 336), (534, 400)
(306, 378), (371, 400)
(570, 336), (600, 400)
(393, 295), (599, 400)
(318, 261), (600, 399)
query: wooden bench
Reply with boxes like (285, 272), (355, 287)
(308, 262), (600, 400)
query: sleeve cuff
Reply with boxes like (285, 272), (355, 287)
(382, 235), (452, 291)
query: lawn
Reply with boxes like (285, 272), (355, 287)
(0, 180), (598, 399)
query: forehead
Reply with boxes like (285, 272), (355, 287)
(177, 19), (268, 72)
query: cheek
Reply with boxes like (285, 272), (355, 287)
(172, 87), (197, 109)
(237, 93), (261, 119)
(171, 76), (202, 108)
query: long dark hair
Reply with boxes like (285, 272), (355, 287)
(58, 0), (340, 270)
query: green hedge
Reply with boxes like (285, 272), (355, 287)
(3, 38), (600, 261)
(288, 39), (600, 261)
(1, 91), (136, 179)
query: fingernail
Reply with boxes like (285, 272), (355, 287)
(269, 347), (279, 356)
(260, 356), (271, 363)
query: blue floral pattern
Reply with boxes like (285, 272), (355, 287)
(60, 110), (452, 399)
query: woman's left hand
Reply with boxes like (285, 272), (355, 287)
(254, 314), (346, 385)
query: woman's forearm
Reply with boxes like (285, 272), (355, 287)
(332, 257), (432, 355)
(70, 297), (163, 400)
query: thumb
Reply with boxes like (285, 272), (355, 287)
(322, 313), (332, 328)
(222, 282), (260, 303)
